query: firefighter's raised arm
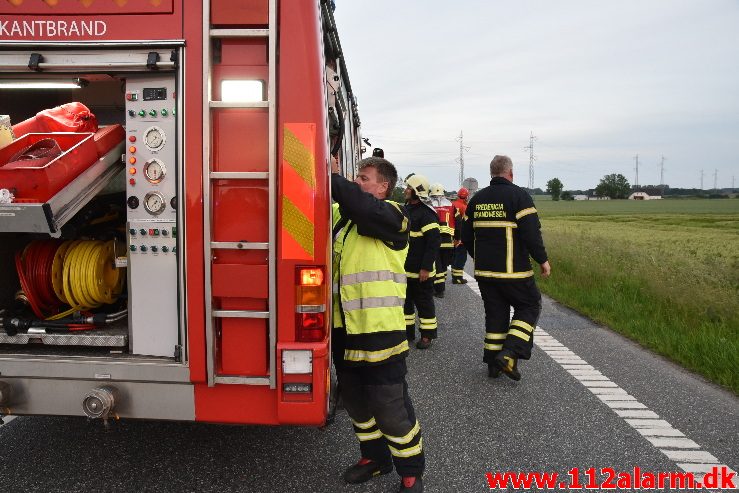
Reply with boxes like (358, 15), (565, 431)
(331, 159), (408, 243)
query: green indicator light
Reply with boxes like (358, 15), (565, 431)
(149, 109), (157, 117)
(138, 110), (146, 117)
(172, 108), (176, 116)
(161, 108), (168, 116)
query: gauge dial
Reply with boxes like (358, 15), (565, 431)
(143, 191), (166, 215)
(143, 126), (165, 150)
(143, 159), (166, 184)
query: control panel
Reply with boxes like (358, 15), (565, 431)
(125, 75), (179, 358)
(125, 77), (177, 222)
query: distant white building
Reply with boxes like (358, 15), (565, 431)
(629, 191), (662, 200)
(573, 195), (589, 200)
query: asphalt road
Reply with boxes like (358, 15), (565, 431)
(1, 268), (737, 492)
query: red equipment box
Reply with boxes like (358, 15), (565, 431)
(0, 133), (98, 203)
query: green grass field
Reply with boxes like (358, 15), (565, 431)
(532, 198), (739, 394)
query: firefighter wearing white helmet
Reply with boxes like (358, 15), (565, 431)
(403, 174), (441, 349)
(428, 183), (455, 298)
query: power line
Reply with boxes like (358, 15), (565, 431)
(455, 130), (470, 187)
(659, 155), (666, 187)
(714, 168), (718, 191)
(634, 154), (639, 188)
(523, 131), (537, 189)
(700, 169), (704, 190)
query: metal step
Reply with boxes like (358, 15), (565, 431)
(209, 101), (269, 109)
(210, 29), (269, 38)
(213, 310), (269, 319)
(210, 171), (269, 180)
(211, 241), (269, 250)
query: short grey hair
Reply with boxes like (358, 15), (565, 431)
(357, 156), (398, 197)
(490, 155), (513, 176)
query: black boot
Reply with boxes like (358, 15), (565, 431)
(343, 458), (393, 484)
(494, 349), (521, 381)
(416, 337), (432, 349)
(399, 476), (424, 492)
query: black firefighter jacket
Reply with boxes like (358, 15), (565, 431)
(404, 201), (441, 279)
(461, 177), (548, 281)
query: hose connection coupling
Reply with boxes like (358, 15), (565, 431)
(82, 386), (118, 420)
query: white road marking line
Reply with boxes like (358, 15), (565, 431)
(662, 450), (718, 463)
(646, 437), (700, 449)
(605, 401), (648, 409)
(568, 371), (604, 377)
(581, 380), (619, 388)
(588, 387), (628, 395)
(627, 419), (673, 428)
(461, 270), (734, 477)
(677, 463), (726, 474)
(615, 410), (660, 418)
(572, 375), (611, 381)
(597, 394), (637, 401)
(636, 428), (686, 437)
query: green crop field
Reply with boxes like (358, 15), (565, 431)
(532, 198), (739, 393)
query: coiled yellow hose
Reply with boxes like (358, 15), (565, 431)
(47, 240), (124, 320)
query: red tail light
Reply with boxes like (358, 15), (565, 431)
(297, 312), (325, 342)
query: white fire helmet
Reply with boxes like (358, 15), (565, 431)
(429, 183), (445, 197)
(405, 173), (431, 199)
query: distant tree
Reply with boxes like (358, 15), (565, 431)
(546, 178), (563, 201)
(561, 191), (573, 201)
(596, 174), (631, 199)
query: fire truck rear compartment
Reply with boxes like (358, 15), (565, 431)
(0, 55), (182, 362)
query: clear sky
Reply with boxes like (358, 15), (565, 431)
(333, 0), (739, 192)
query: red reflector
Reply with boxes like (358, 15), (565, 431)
(297, 313), (325, 342)
(299, 268), (324, 287)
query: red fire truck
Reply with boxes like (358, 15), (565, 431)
(0, 0), (363, 425)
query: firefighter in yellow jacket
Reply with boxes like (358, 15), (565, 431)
(332, 156), (425, 492)
(461, 155), (551, 381)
